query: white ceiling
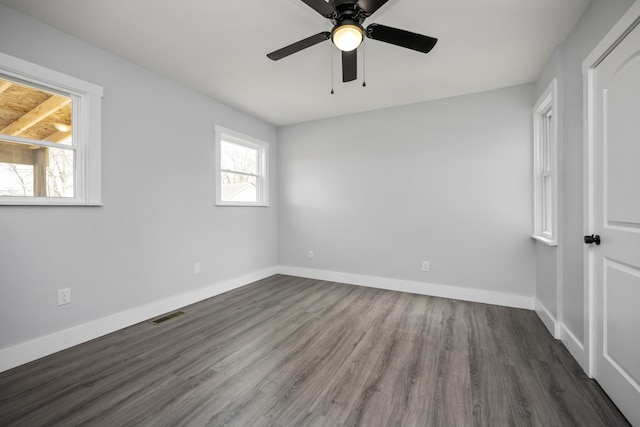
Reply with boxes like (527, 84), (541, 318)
(0, 0), (589, 126)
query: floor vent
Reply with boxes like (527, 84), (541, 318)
(150, 310), (185, 325)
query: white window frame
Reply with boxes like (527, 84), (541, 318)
(532, 78), (558, 245)
(0, 51), (103, 206)
(215, 125), (269, 207)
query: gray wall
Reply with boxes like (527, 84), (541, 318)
(533, 0), (634, 351)
(534, 46), (563, 325)
(278, 85), (536, 297)
(0, 5), (278, 350)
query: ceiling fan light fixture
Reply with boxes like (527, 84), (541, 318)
(332, 24), (363, 51)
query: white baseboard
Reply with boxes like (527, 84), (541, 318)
(534, 299), (560, 338)
(559, 323), (586, 371)
(0, 266), (540, 373)
(278, 266), (535, 310)
(533, 299), (587, 371)
(0, 266), (279, 374)
(282, 266), (590, 372)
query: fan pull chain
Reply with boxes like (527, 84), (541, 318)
(362, 42), (367, 87)
(330, 49), (335, 94)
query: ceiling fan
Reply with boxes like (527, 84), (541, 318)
(267, 0), (438, 83)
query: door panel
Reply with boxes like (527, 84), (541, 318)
(604, 260), (640, 387)
(591, 17), (640, 425)
(606, 57), (640, 226)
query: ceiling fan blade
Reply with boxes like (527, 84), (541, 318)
(366, 23), (437, 54)
(342, 50), (357, 82)
(300, 0), (336, 17)
(358, 0), (389, 15)
(267, 32), (331, 61)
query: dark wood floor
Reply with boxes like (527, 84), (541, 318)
(0, 275), (630, 426)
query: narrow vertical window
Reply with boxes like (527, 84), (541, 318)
(533, 79), (558, 245)
(215, 125), (269, 206)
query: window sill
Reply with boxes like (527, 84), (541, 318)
(0, 201), (103, 206)
(215, 202), (270, 207)
(531, 235), (558, 247)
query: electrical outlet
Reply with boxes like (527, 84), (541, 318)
(422, 261), (430, 272)
(194, 262), (201, 274)
(58, 288), (71, 305)
(308, 250), (314, 259)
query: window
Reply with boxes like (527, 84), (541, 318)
(215, 125), (269, 206)
(532, 79), (558, 245)
(0, 52), (103, 205)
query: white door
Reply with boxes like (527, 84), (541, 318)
(589, 15), (640, 426)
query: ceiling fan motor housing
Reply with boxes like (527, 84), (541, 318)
(329, 0), (367, 24)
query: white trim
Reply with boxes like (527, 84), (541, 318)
(535, 299), (560, 338)
(582, 2), (640, 74)
(214, 125), (270, 207)
(560, 323), (586, 371)
(582, 0), (640, 378)
(278, 265), (535, 310)
(0, 266), (278, 373)
(583, 62), (597, 378)
(530, 235), (558, 246)
(532, 78), (559, 245)
(0, 265), (545, 373)
(0, 51), (103, 97)
(534, 299), (586, 371)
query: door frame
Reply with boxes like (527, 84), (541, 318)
(582, 0), (640, 378)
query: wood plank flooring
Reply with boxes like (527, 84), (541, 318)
(0, 275), (630, 426)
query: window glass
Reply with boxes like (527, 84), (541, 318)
(221, 172), (257, 202)
(0, 140), (74, 197)
(221, 140), (258, 175)
(0, 77), (76, 198)
(543, 174), (552, 234)
(542, 113), (551, 172)
(0, 78), (73, 146)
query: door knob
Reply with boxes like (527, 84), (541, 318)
(584, 234), (601, 245)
